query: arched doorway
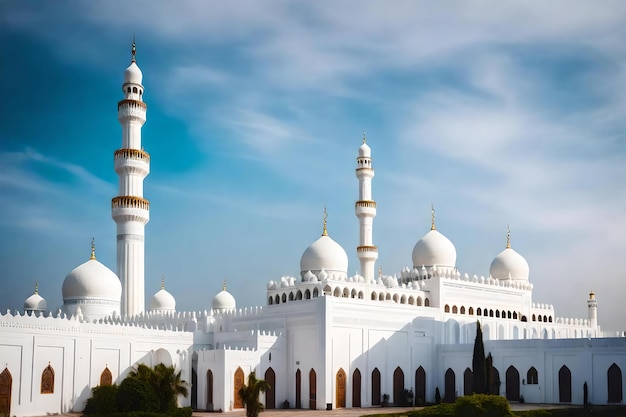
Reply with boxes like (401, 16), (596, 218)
(234, 367), (245, 409)
(506, 366), (520, 401)
(0, 368), (11, 417)
(415, 366), (426, 405)
(191, 368), (197, 409)
(336, 368), (346, 408)
(489, 366), (500, 395)
(352, 369), (361, 407)
(559, 365), (571, 403)
(608, 363), (622, 403)
(393, 367), (404, 406)
(265, 367), (276, 409)
(463, 368), (473, 396)
(309, 369), (317, 409)
(444, 368), (455, 403)
(206, 370), (213, 410)
(295, 369), (301, 409)
(371, 368), (381, 406)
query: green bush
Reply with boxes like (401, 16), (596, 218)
(454, 394), (513, 417)
(83, 385), (119, 414)
(116, 377), (159, 412)
(170, 407), (192, 417)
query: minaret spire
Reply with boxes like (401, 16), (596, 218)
(161, 274), (165, 290)
(322, 207), (328, 236)
(113, 42), (150, 317)
(355, 133), (378, 281)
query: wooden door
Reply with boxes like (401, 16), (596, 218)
(264, 368), (275, 409)
(336, 368), (346, 408)
(234, 367), (244, 409)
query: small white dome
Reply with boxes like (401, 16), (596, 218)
(150, 288), (176, 312)
(62, 258), (121, 302)
(358, 141), (371, 158)
(24, 291), (47, 312)
(212, 289), (236, 312)
(412, 229), (457, 268)
(124, 61), (143, 85)
(489, 247), (529, 280)
(300, 235), (348, 280)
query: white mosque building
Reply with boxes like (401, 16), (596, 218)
(1, 44), (625, 417)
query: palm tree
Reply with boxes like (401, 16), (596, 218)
(127, 363), (188, 412)
(238, 372), (270, 417)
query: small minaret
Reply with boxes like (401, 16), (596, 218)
(355, 133), (378, 281)
(112, 40), (150, 317)
(587, 291), (598, 329)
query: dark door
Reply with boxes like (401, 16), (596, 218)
(393, 367), (404, 405)
(415, 366), (426, 405)
(463, 368), (473, 396)
(608, 363), (622, 403)
(371, 368), (381, 406)
(206, 370), (213, 410)
(352, 369), (361, 407)
(264, 367), (275, 409)
(309, 369), (316, 409)
(559, 366), (571, 403)
(506, 366), (520, 401)
(295, 369), (301, 409)
(444, 368), (455, 402)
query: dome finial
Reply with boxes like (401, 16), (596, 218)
(506, 225), (511, 249)
(362, 131), (367, 144)
(431, 205), (436, 230)
(378, 264), (382, 278)
(34, 281), (39, 295)
(322, 207), (328, 236)
(90, 237), (96, 260)
(131, 35), (136, 63)
(223, 279), (227, 291)
(161, 274), (165, 290)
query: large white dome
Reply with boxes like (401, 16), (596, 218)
(62, 258), (121, 302)
(300, 234), (348, 279)
(412, 229), (457, 268)
(150, 287), (176, 312)
(212, 289), (236, 312)
(490, 247), (529, 280)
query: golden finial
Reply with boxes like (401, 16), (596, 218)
(34, 281), (39, 295)
(222, 279), (227, 291)
(161, 274), (165, 290)
(362, 131), (367, 144)
(506, 225), (511, 249)
(431, 205), (436, 230)
(131, 34), (136, 62)
(378, 265), (382, 278)
(589, 290), (595, 300)
(90, 237), (96, 260)
(322, 207), (328, 236)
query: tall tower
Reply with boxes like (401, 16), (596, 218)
(112, 41), (150, 317)
(355, 133), (378, 281)
(587, 291), (598, 329)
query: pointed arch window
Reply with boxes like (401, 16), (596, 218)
(41, 364), (55, 394)
(100, 367), (113, 386)
(526, 367), (538, 385)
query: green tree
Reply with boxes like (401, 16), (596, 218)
(472, 321), (487, 394)
(126, 363), (188, 412)
(238, 371), (270, 417)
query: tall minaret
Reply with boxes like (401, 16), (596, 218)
(587, 291), (598, 329)
(112, 41), (150, 317)
(355, 133), (378, 281)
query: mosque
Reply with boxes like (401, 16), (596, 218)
(1, 44), (625, 417)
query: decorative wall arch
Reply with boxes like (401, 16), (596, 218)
(393, 367), (404, 405)
(463, 368), (472, 396)
(393, 294), (399, 303)
(351, 289), (357, 298)
(452, 305), (458, 314)
(558, 365), (571, 403)
(444, 304), (450, 313)
(607, 363), (622, 403)
(505, 366), (520, 401)
(460, 306), (466, 314)
(336, 368), (346, 408)
(206, 369), (214, 409)
(289, 292), (294, 301)
(415, 366), (426, 406)
(0, 368), (12, 417)
(352, 369), (362, 407)
(265, 367), (276, 409)
(305, 289), (311, 299)
(333, 287), (341, 297)
(371, 292), (377, 300)
(282, 293), (287, 303)
(100, 367), (113, 386)
(371, 368), (381, 406)
(358, 291), (364, 299)
(309, 369), (317, 409)
(234, 367), (245, 409)
(41, 364), (55, 394)
(469, 307), (474, 315)
(312, 288), (319, 297)
(268, 297), (273, 305)
(296, 290), (302, 300)
(417, 296), (423, 306)
(444, 368), (455, 402)
(425, 298), (430, 307)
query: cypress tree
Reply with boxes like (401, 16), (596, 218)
(472, 321), (487, 394)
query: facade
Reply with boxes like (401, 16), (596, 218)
(0, 45), (625, 417)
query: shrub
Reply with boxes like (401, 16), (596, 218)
(171, 407), (192, 417)
(454, 394), (513, 417)
(83, 384), (118, 414)
(116, 377), (159, 412)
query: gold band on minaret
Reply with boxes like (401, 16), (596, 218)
(506, 225), (511, 249)
(431, 205), (436, 230)
(90, 237), (96, 260)
(322, 207), (328, 236)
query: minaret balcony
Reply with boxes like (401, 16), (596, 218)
(114, 149), (150, 176)
(355, 200), (377, 216)
(357, 245), (378, 260)
(117, 99), (147, 123)
(112, 196), (150, 224)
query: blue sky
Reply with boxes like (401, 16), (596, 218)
(1, 1), (625, 332)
